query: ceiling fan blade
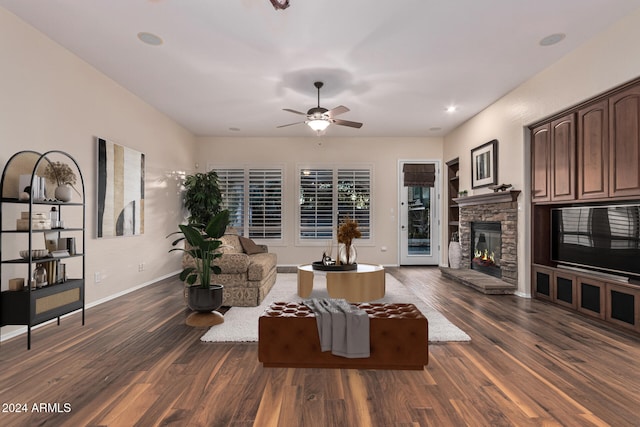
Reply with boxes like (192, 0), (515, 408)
(332, 118), (363, 129)
(277, 121), (305, 128)
(326, 105), (350, 117)
(283, 108), (307, 116)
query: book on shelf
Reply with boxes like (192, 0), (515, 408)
(51, 250), (70, 258)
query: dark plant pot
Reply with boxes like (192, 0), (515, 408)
(187, 284), (224, 313)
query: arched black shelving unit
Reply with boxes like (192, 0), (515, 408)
(1, 150), (85, 349)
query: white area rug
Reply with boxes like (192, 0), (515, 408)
(201, 273), (470, 343)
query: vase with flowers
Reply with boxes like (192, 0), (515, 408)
(337, 216), (361, 265)
(43, 161), (79, 202)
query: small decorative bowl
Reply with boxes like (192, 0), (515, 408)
(19, 249), (48, 259)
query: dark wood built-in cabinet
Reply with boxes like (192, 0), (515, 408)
(531, 114), (576, 202)
(530, 77), (640, 335)
(577, 99), (609, 199)
(531, 124), (551, 202)
(551, 114), (576, 201)
(609, 84), (640, 198)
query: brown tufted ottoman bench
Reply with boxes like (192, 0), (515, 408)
(258, 302), (428, 370)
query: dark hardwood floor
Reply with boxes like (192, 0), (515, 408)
(1, 267), (639, 426)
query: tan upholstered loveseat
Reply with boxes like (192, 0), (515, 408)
(183, 230), (277, 307)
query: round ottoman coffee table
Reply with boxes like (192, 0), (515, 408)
(297, 263), (385, 302)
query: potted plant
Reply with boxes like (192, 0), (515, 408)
(43, 161), (80, 202)
(168, 210), (230, 313)
(183, 170), (223, 226)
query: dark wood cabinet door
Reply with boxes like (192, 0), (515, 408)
(550, 114), (576, 201)
(578, 100), (609, 199)
(609, 85), (640, 198)
(531, 124), (550, 202)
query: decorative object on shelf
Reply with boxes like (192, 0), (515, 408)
(58, 237), (76, 255)
(337, 216), (361, 265)
(44, 231), (58, 253)
(489, 183), (513, 192)
(43, 160), (79, 202)
(19, 174), (46, 201)
(8, 278), (25, 291)
(57, 263), (67, 283)
(471, 139), (498, 189)
(20, 249), (48, 259)
(49, 207), (59, 228)
(54, 184), (73, 202)
(97, 137), (146, 238)
(458, 190), (468, 197)
(32, 263), (48, 288)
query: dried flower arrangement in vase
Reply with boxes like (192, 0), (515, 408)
(43, 161), (80, 202)
(337, 216), (361, 265)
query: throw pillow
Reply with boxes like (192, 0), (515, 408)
(219, 235), (242, 254)
(239, 236), (266, 255)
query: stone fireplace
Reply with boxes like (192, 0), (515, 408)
(455, 190), (520, 287)
(470, 221), (501, 278)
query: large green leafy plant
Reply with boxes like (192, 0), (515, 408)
(183, 171), (222, 226)
(168, 210), (230, 288)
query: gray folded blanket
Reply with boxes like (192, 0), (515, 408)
(303, 298), (370, 358)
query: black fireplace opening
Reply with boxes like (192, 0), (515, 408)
(471, 221), (502, 278)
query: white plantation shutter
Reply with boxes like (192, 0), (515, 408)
(300, 169), (334, 239)
(299, 167), (372, 240)
(248, 169), (283, 239)
(337, 168), (371, 239)
(216, 168), (245, 229)
(214, 167), (282, 239)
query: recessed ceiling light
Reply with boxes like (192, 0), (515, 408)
(446, 106), (457, 113)
(137, 32), (163, 46)
(429, 127), (442, 132)
(229, 127), (241, 132)
(539, 33), (566, 47)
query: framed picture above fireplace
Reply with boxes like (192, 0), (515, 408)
(471, 139), (498, 189)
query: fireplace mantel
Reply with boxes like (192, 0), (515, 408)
(453, 190), (521, 207)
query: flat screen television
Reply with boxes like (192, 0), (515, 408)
(551, 204), (640, 280)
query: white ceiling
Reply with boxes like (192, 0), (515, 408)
(2, 0), (640, 138)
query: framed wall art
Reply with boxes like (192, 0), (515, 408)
(96, 137), (145, 238)
(471, 139), (498, 189)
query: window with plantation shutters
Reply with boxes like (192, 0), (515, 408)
(213, 167), (283, 240)
(300, 169), (334, 239)
(338, 168), (371, 239)
(248, 169), (282, 239)
(299, 166), (372, 241)
(216, 168), (245, 230)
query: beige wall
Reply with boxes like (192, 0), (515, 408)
(443, 8), (640, 296)
(0, 8), (196, 338)
(196, 136), (443, 266)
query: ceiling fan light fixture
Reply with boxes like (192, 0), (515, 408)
(307, 119), (331, 132)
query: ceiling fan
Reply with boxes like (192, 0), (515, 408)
(278, 81), (363, 134)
